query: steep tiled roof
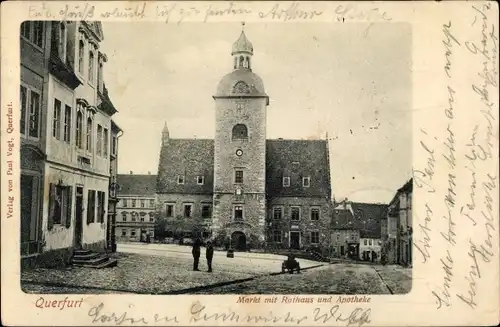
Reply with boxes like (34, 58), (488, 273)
(117, 174), (157, 196)
(350, 202), (388, 239)
(157, 139), (215, 194)
(332, 209), (354, 229)
(156, 138), (332, 198)
(266, 139), (331, 198)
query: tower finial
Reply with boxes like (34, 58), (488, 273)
(241, 21), (245, 30)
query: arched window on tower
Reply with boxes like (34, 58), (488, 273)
(232, 124), (248, 140)
(239, 55), (244, 68)
(234, 57), (237, 69)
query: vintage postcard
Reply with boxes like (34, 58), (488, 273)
(1, 1), (499, 326)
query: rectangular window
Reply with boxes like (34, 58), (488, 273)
(184, 204), (192, 218)
(177, 175), (184, 184)
(131, 199), (136, 207)
(235, 170), (243, 184)
(150, 217), (154, 222)
(63, 105), (71, 143)
(28, 90), (41, 138)
(336, 234), (340, 241)
(97, 191), (105, 223)
(311, 231), (319, 244)
(88, 51), (95, 83)
(166, 204), (174, 217)
(78, 38), (85, 75)
(121, 213), (127, 221)
(53, 99), (61, 139)
(140, 214), (145, 222)
(364, 239), (367, 245)
(369, 239), (373, 246)
(76, 111), (83, 148)
(112, 136), (117, 155)
(310, 208), (320, 221)
(140, 199), (145, 208)
(197, 176), (204, 185)
(98, 61), (103, 92)
(50, 184), (71, 226)
(131, 230), (136, 237)
(86, 118), (92, 151)
(234, 205), (243, 220)
(149, 199), (155, 208)
(291, 206), (300, 221)
(103, 128), (108, 156)
(33, 21), (44, 48)
(121, 229), (127, 236)
(58, 23), (67, 62)
(21, 21), (44, 48)
(302, 177), (311, 187)
(273, 207), (282, 220)
(87, 190), (96, 224)
(273, 230), (282, 243)
(122, 199), (128, 207)
(20, 85), (27, 135)
(96, 125), (102, 156)
(201, 205), (211, 219)
(282, 176), (290, 187)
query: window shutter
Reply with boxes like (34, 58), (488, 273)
(48, 183), (56, 230)
(87, 190), (92, 225)
(65, 186), (73, 228)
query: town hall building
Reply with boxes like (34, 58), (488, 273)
(156, 25), (332, 251)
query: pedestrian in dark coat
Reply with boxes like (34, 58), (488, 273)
(192, 238), (201, 271)
(206, 241), (214, 272)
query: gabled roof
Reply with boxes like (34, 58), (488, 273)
(157, 139), (215, 194)
(266, 139), (331, 198)
(350, 202), (388, 239)
(156, 138), (332, 199)
(332, 209), (354, 229)
(117, 174), (157, 196)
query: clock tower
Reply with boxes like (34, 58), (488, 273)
(212, 23), (269, 249)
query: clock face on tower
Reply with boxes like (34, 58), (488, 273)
(236, 149), (243, 157)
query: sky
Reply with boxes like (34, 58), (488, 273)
(100, 22), (412, 204)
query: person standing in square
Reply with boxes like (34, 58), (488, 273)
(192, 238), (201, 271)
(206, 241), (214, 272)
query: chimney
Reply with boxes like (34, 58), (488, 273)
(129, 171), (133, 175)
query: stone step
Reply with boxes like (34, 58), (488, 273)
(72, 254), (109, 266)
(73, 249), (91, 256)
(73, 258), (118, 269)
(72, 252), (100, 260)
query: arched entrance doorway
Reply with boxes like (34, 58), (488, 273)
(231, 231), (247, 251)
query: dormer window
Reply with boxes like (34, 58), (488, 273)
(283, 177), (290, 187)
(302, 177), (310, 187)
(177, 175), (185, 184)
(197, 176), (204, 185)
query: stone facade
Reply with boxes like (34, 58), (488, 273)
(267, 197), (331, 250)
(156, 26), (332, 251)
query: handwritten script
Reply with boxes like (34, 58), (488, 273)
(88, 302), (372, 326)
(413, 3), (498, 312)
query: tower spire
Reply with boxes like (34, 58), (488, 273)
(162, 121), (170, 144)
(232, 22), (253, 70)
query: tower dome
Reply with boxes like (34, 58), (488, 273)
(214, 23), (268, 103)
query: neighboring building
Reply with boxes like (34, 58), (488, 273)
(106, 120), (123, 252)
(331, 209), (359, 258)
(359, 232), (382, 262)
(384, 178), (413, 266)
(156, 24), (332, 251)
(332, 200), (387, 260)
(116, 173), (157, 242)
(20, 21), (118, 267)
